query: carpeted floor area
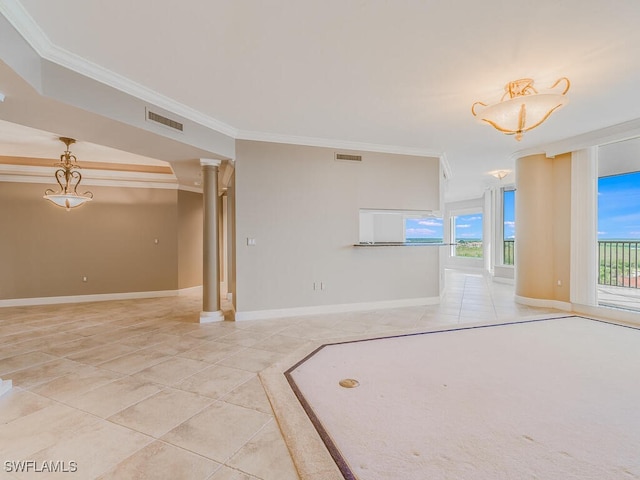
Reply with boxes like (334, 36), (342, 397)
(282, 316), (640, 480)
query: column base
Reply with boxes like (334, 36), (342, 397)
(0, 378), (12, 398)
(200, 310), (225, 323)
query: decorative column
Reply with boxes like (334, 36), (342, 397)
(0, 378), (12, 397)
(200, 159), (224, 323)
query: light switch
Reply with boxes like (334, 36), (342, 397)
(247, 238), (256, 246)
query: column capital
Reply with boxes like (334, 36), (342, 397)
(200, 158), (222, 168)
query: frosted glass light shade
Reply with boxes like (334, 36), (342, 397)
(43, 193), (92, 211)
(472, 78), (570, 141)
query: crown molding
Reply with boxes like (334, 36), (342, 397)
(178, 184), (203, 194)
(0, 0), (50, 56)
(0, 0), (239, 138)
(0, 155), (174, 174)
(236, 129), (444, 158)
(0, 1), (450, 163)
(0, 163), (178, 188)
(541, 118), (640, 157)
(0, 174), (179, 189)
(507, 118), (640, 161)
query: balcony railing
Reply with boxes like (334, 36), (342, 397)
(504, 239), (515, 265)
(598, 240), (640, 288)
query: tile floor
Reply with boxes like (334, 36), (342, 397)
(598, 284), (640, 311)
(0, 270), (560, 479)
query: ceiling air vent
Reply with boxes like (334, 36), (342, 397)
(335, 153), (362, 162)
(146, 109), (184, 132)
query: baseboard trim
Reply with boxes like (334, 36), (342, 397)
(572, 303), (640, 326)
(514, 295), (573, 311)
(492, 276), (515, 285)
(0, 289), (180, 308)
(234, 296), (440, 321)
(178, 285), (203, 295)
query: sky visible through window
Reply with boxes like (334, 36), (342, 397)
(405, 217), (443, 241)
(405, 170), (640, 243)
(598, 171), (640, 240)
(454, 214), (483, 240)
(405, 214), (484, 241)
(504, 189), (515, 240)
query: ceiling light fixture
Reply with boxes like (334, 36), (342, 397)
(43, 137), (93, 211)
(472, 77), (570, 141)
(490, 170), (511, 181)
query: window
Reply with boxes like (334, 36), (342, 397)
(503, 189), (515, 265)
(597, 171), (640, 289)
(358, 209), (439, 244)
(452, 213), (483, 258)
(405, 217), (443, 243)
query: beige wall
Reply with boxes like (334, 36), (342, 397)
(515, 153), (571, 302)
(177, 189), (203, 290)
(552, 154), (571, 302)
(0, 182), (180, 300)
(235, 140), (441, 313)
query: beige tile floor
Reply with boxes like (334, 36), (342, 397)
(598, 284), (640, 311)
(0, 270), (560, 480)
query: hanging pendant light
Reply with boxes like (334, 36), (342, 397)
(472, 77), (570, 141)
(43, 137), (93, 211)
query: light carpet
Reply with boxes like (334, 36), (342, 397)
(283, 316), (640, 479)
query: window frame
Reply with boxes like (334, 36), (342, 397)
(501, 187), (516, 266)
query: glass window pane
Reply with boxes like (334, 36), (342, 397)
(453, 213), (483, 258)
(405, 217), (443, 243)
(597, 172), (640, 291)
(503, 189), (515, 265)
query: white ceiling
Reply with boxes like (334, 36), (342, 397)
(3, 0), (640, 199)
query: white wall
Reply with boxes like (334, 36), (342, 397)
(358, 210), (406, 243)
(234, 141), (442, 315)
(598, 137), (640, 177)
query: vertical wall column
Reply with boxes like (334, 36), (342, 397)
(514, 153), (572, 308)
(570, 147), (598, 306)
(200, 159), (224, 323)
(515, 154), (555, 301)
